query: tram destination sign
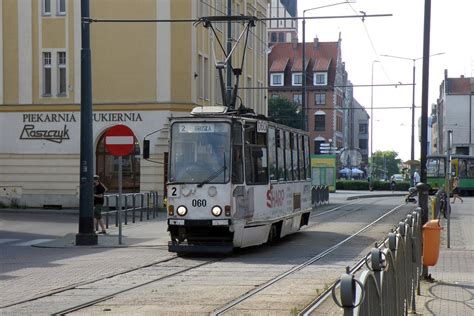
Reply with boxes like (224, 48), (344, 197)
(105, 124), (135, 156)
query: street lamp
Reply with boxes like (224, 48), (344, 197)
(369, 60), (379, 188)
(381, 52), (444, 185)
(302, 1), (353, 132)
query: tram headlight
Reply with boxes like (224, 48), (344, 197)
(176, 205), (188, 216)
(211, 205), (222, 217)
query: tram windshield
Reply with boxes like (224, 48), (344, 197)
(427, 157), (445, 177)
(169, 122), (231, 184)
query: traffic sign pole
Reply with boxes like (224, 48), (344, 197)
(104, 124), (135, 245)
(118, 156), (123, 245)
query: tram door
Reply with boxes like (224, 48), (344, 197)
(96, 130), (141, 193)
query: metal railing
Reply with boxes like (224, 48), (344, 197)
(101, 191), (161, 229)
(332, 207), (422, 315)
(312, 185), (330, 207)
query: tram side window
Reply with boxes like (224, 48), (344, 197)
(268, 128), (277, 181)
(245, 123), (268, 184)
(292, 133), (299, 180)
(298, 134), (304, 180)
(276, 129), (285, 181)
(304, 135), (310, 179)
(232, 123), (244, 183)
(285, 131), (293, 181)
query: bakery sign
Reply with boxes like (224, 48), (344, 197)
(19, 112), (144, 144)
(20, 113), (75, 144)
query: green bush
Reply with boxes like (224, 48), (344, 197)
(336, 180), (411, 191)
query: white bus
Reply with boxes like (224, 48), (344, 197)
(165, 106), (312, 253)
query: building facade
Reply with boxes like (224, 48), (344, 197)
(0, 0), (269, 207)
(267, 0), (297, 44)
(431, 70), (474, 155)
(267, 35), (348, 155)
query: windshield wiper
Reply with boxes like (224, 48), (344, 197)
(197, 153), (227, 188)
(197, 165), (227, 188)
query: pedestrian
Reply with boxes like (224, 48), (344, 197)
(452, 176), (463, 204)
(93, 174), (107, 234)
(390, 175), (395, 191)
(413, 170), (420, 185)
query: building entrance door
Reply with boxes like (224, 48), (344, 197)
(96, 128), (140, 193)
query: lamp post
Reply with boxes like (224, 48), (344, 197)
(369, 60), (379, 188)
(302, 2), (352, 132)
(381, 52), (444, 186)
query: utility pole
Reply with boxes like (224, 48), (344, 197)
(226, 0), (232, 108)
(76, 0), (97, 245)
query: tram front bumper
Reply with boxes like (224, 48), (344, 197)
(168, 219), (234, 254)
(168, 241), (233, 254)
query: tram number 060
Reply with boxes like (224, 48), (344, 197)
(192, 199), (207, 207)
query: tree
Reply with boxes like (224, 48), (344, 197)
(371, 150), (402, 180)
(268, 96), (303, 129)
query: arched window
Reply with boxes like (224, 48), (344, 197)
(96, 128), (141, 193)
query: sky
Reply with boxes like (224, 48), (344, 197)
(298, 0), (474, 162)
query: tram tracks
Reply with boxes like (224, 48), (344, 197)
(1, 255), (225, 315)
(211, 201), (409, 315)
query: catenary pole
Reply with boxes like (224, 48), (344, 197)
(76, 0), (97, 245)
(226, 0), (232, 108)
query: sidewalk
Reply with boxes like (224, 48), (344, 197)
(416, 197), (474, 315)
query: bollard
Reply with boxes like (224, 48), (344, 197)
(332, 267), (365, 315)
(132, 194), (136, 223)
(105, 196), (110, 229)
(115, 194), (119, 227)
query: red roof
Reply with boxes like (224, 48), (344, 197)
(313, 58), (331, 71)
(269, 58), (289, 72)
(447, 77), (471, 94)
(291, 58), (310, 72)
(268, 41), (339, 86)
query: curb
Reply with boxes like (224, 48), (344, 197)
(346, 193), (407, 200)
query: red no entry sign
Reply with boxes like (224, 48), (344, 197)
(105, 124), (135, 156)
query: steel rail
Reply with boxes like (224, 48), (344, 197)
(211, 202), (406, 315)
(51, 258), (222, 316)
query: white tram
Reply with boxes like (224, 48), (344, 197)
(166, 106), (312, 253)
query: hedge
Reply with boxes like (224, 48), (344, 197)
(336, 180), (411, 191)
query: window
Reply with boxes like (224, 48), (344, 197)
(285, 131), (292, 181)
(359, 123), (368, 134)
(268, 128), (277, 181)
(336, 116), (343, 132)
(315, 93), (326, 105)
(271, 32), (277, 43)
(293, 94), (302, 105)
(57, 0), (66, 15)
(278, 32), (284, 42)
(292, 73), (302, 86)
(313, 72), (328, 86)
(42, 52), (52, 96)
(57, 52), (67, 96)
(270, 73), (283, 86)
(271, 94), (280, 99)
(314, 114), (325, 131)
(303, 136), (310, 178)
(276, 130), (285, 180)
(359, 139), (368, 150)
(42, 0), (51, 15)
(244, 123), (268, 185)
(232, 123), (244, 184)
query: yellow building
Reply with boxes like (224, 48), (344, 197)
(0, 0), (269, 208)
